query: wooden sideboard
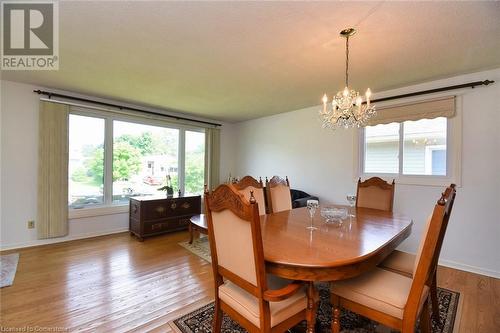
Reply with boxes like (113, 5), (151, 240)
(129, 195), (201, 241)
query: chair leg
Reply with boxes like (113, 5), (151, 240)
(331, 293), (341, 333)
(431, 272), (441, 325)
(420, 298), (431, 333)
(213, 298), (223, 333)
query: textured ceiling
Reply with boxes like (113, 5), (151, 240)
(2, 1), (500, 122)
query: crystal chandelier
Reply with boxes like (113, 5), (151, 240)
(319, 28), (376, 129)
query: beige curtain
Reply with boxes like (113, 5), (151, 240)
(366, 96), (455, 126)
(37, 101), (69, 239)
(205, 127), (221, 190)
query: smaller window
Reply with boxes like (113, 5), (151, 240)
(364, 123), (400, 174)
(361, 117), (449, 179)
(403, 117), (447, 176)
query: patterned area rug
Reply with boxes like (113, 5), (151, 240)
(177, 238), (460, 332)
(170, 283), (460, 333)
(0, 253), (20, 288)
(178, 236), (211, 263)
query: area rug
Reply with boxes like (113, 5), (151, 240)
(170, 283), (460, 333)
(178, 236), (211, 263)
(176, 239), (460, 332)
(0, 253), (20, 288)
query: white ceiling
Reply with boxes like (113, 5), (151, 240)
(2, 1), (500, 122)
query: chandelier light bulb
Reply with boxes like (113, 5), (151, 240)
(322, 94), (328, 104)
(343, 87), (349, 97)
(355, 96), (362, 106)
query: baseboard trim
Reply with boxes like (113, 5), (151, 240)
(0, 227), (129, 251)
(438, 258), (500, 279)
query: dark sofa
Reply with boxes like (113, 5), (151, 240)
(290, 189), (319, 208)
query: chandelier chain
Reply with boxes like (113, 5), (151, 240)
(345, 35), (349, 87)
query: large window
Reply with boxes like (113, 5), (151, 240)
(112, 121), (179, 204)
(362, 117), (449, 178)
(185, 130), (205, 196)
(68, 111), (206, 210)
(69, 115), (105, 208)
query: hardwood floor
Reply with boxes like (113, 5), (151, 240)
(1, 232), (499, 332)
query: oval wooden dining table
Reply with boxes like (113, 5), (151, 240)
(261, 206), (413, 333)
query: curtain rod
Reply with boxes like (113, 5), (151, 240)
(33, 89), (222, 127)
(368, 80), (494, 104)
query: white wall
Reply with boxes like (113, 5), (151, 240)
(231, 69), (500, 278)
(0, 80), (236, 249)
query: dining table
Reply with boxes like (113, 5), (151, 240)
(261, 206), (413, 333)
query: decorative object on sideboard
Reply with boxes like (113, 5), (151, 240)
(157, 174), (174, 197)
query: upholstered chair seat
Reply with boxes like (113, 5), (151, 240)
(219, 279), (307, 328)
(205, 184), (310, 333)
(331, 268), (429, 319)
(232, 176), (267, 215)
(379, 250), (415, 277)
(331, 185), (457, 333)
(238, 186), (266, 216)
(266, 176), (292, 213)
(356, 177), (395, 212)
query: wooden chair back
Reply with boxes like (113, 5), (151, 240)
(204, 184), (268, 299)
(402, 184), (457, 331)
(232, 176), (267, 216)
(265, 176), (292, 213)
(356, 177), (395, 212)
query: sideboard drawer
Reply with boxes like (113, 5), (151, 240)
(142, 200), (169, 220)
(167, 198), (200, 215)
(143, 220), (171, 234)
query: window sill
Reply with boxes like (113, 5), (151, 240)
(69, 205), (129, 219)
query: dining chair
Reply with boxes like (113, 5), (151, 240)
(356, 177), (395, 211)
(232, 176), (267, 216)
(330, 184), (457, 333)
(204, 184), (309, 333)
(379, 184), (457, 325)
(265, 176), (292, 213)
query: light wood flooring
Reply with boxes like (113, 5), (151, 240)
(0, 232), (498, 332)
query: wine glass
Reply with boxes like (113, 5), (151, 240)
(306, 199), (319, 230)
(346, 195), (356, 217)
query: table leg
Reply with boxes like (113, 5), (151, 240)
(188, 223), (194, 244)
(306, 281), (318, 333)
(331, 294), (341, 333)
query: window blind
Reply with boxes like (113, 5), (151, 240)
(366, 96), (455, 126)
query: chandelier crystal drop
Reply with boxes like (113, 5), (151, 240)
(319, 28), (376, 129)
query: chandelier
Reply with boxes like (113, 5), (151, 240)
(319, 28), (376, 129)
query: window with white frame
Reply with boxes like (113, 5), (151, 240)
(68, 110), (205, 209)
(359, 96), (460, 185)
(363, 117), (447, 176)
